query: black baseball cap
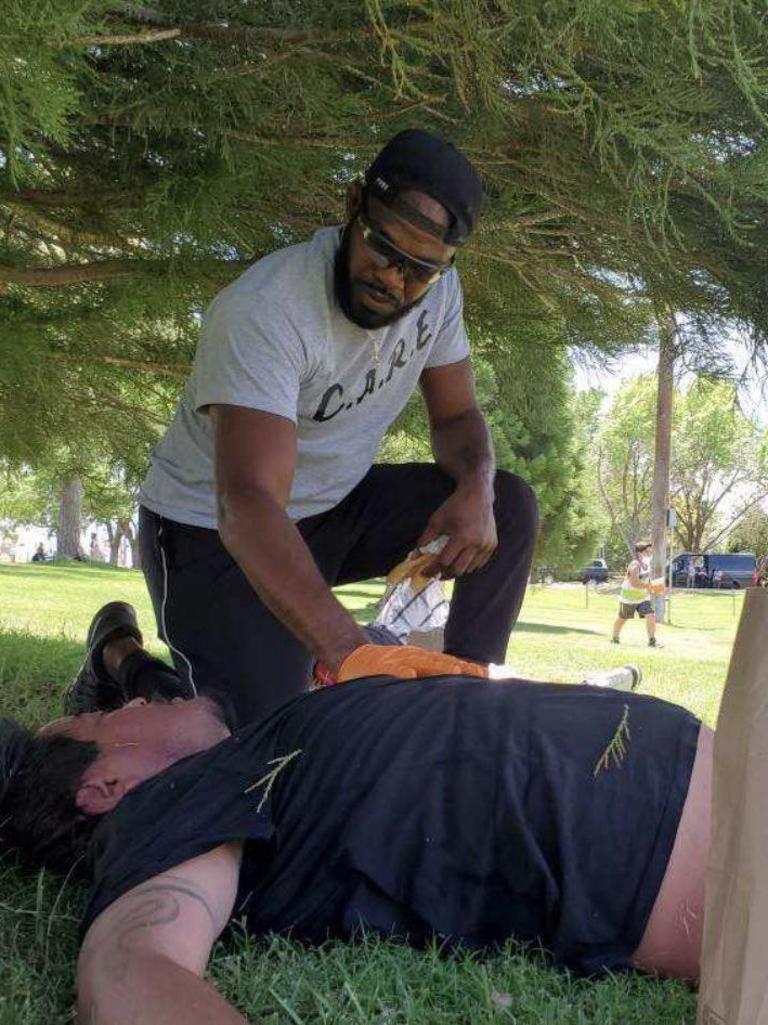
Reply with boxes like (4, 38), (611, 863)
(363, 129), (484, 245)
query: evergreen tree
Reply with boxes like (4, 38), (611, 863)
(4, 1), (768, 544)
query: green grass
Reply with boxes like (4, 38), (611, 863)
(506, 582), (740, 727)
(0, 563), (732, 1023)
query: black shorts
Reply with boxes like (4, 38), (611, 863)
(619, 600), (653, 619)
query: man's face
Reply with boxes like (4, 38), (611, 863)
(39, 696), (230, 815)
(336, 188), (457, 329)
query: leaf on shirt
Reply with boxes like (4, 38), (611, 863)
(244, 748), (302, 812)
(593, 705), (631, 777)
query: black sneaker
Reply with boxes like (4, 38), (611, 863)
(648, 637), (664, 648)
(610, 636), (620, 645)
(65, 602), (143, 714)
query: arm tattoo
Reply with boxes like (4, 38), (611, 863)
(102, 875), (219, 981)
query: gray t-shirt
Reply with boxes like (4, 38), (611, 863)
(140, 227), (470, 526)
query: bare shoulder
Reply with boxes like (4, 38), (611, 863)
(79, 841), (243, 979)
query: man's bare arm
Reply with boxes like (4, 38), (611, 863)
(211, 404), (365, 674)
(627, 561), (650, 591)
(77, 842), (247, 1025)
(418, 360), (497, 577)
(420, 359), (495, 491)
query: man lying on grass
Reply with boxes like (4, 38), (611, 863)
(0, 603), (711, 1025)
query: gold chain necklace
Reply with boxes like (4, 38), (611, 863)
(366, 331), (381, 364)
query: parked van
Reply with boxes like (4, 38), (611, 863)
(669, 552), (757, 589)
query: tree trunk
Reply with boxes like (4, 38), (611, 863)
(108, 523), (123, 565)
(57, 476), (83, 558)
(650, 315), (676, 622)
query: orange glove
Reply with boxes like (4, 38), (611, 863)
(337, 644), (488, 683)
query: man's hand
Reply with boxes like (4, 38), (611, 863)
(417, 481), (497, 578)
(337, 643), (488, 682)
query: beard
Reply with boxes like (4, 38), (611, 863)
(333, 223), (427, 329)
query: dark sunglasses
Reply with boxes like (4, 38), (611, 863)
(357, 212), (454, 286)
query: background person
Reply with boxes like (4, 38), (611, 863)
(137, 129), (538, 726)
(612, 541), (663, 648)
(686, 557), (696, 589)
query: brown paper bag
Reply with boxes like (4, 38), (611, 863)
(697, 586), (768, 1025)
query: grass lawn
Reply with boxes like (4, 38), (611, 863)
(0, 563), (734, 1023)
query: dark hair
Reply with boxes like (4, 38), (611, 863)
(0, 718), (100, 875)
(634, 541), (652, 553)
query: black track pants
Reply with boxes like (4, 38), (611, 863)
(139, 464), (538, 726)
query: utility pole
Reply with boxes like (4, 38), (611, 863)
(650, 312), (676, 623)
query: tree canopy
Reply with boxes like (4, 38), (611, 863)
(3, 0), (768, 537)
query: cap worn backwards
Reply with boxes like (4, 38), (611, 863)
(364, 129), (484, 245)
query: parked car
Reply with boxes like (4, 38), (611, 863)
(579, 558), (609, 584)
(669, 552), (757, 589)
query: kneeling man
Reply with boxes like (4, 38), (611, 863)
(1, 610), (710, 1025)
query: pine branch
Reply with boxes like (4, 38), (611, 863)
(67, 28), (181, 47)
(51, 354), (190, 377)
(96, 8), (394, 49)
(1, 200), (114, 247)
(0, 257), (251, 287)
(71, 391), (169, 426)
(244, 749), (302, 813)
(593, 705), (631, 777)
(0, 187), (143, 210)
(0, 260), (137, 286)
(221, 128), (355, 151)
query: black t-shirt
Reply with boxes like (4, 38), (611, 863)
(83, 677), (700, 974)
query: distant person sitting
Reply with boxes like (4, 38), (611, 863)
(611, 541), (663, 648)
(0, 601), (710, 1025)
(30, 544), (46, 563)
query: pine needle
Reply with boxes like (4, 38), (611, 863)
(593, 705), (630, 777)
(244, 749), (302, 813)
